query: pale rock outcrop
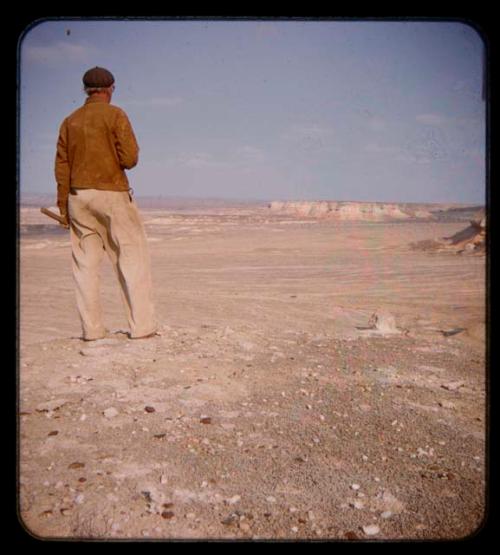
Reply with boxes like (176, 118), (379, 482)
(411, 212), (486, 255)
(268, 201), (431, 221)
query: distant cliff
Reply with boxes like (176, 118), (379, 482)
(267, 201), (439, 221)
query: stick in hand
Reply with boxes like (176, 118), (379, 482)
(40, 207), (69, 228)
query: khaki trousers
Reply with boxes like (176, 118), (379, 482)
(68, 189), (156, 340)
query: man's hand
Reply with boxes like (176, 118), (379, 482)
(59, 202), (70, 228)
(59, 213), (70, 229)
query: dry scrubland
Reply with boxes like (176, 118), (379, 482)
(18, 201), (487, 541)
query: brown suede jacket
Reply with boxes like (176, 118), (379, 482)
(54, 96), (139, 213)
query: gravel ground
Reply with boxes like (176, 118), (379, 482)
(18, 208), (487, 541)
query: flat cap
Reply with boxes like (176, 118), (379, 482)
(82, 66), (115, 88)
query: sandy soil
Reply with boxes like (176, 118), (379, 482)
(18, 205), (487, 541)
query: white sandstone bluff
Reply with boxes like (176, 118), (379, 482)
(268, 201), (433, 221)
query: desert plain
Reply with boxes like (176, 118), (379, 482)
(18, 198), (487, 541)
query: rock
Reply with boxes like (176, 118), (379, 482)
(351, 500), (365, 510)
(266, 496), (277, 503)
(362, 524), (380, 536)
(441, 381), (465, 391)
(351, 484), (361, 491)
(374, 490), (405, 514)
(79, 347), (109, 357)
(36, 399), (69, 412)
(381, 511), (393, 519)
(368, 310), (399, 334)
(268, 200), (417, 221)
(227, 495), (241, 505)
(239, 341), (256, 352)
(439, 400), (456, 410)
(68, 462), (85, 470)
(221, 513), (238, 525)
(104, 407), (119, 419)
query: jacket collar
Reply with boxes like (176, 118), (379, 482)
(85, 95), (110, 105)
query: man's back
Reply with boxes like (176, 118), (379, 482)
(55, 96), (139, 195)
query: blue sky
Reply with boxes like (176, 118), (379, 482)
(19, 19), (486, 203)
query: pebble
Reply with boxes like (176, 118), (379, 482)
(291, 526), (299, 533)
(352, 500), (365, 510)
(362, 524), (380, 536)
(75, 494), (85, 505)
(103, 407), (119, 419)
(381, 511), (393, 519)
(266, 496), (277, 503)
(289, 507), (298, 513)
(441, 381), (464, 391)
(439, 400), (456, 410)
(160, 475), (168, 485)
(239, 522), (251, 532)
(351, 484), (361, 491)
(227, 495), (241, 505)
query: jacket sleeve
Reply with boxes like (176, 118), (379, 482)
(114, 109), (139, 170)
(54, 119), (70, 213)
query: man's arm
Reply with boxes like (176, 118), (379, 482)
(54, 119), (70, 221)
(114, 109), (139, 170)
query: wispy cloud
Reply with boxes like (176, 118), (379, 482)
(415, 113), (450, 126)
(356, 109), (387, 131)
(124, 96), (184, 108)
(234, 145), (266, 162)
(183, 152), (218, 169)
(283, 123), (335, 141)
(281, 123), (336, 155)
(363, 142), (414, 163)
(23, 40), (98, 65)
